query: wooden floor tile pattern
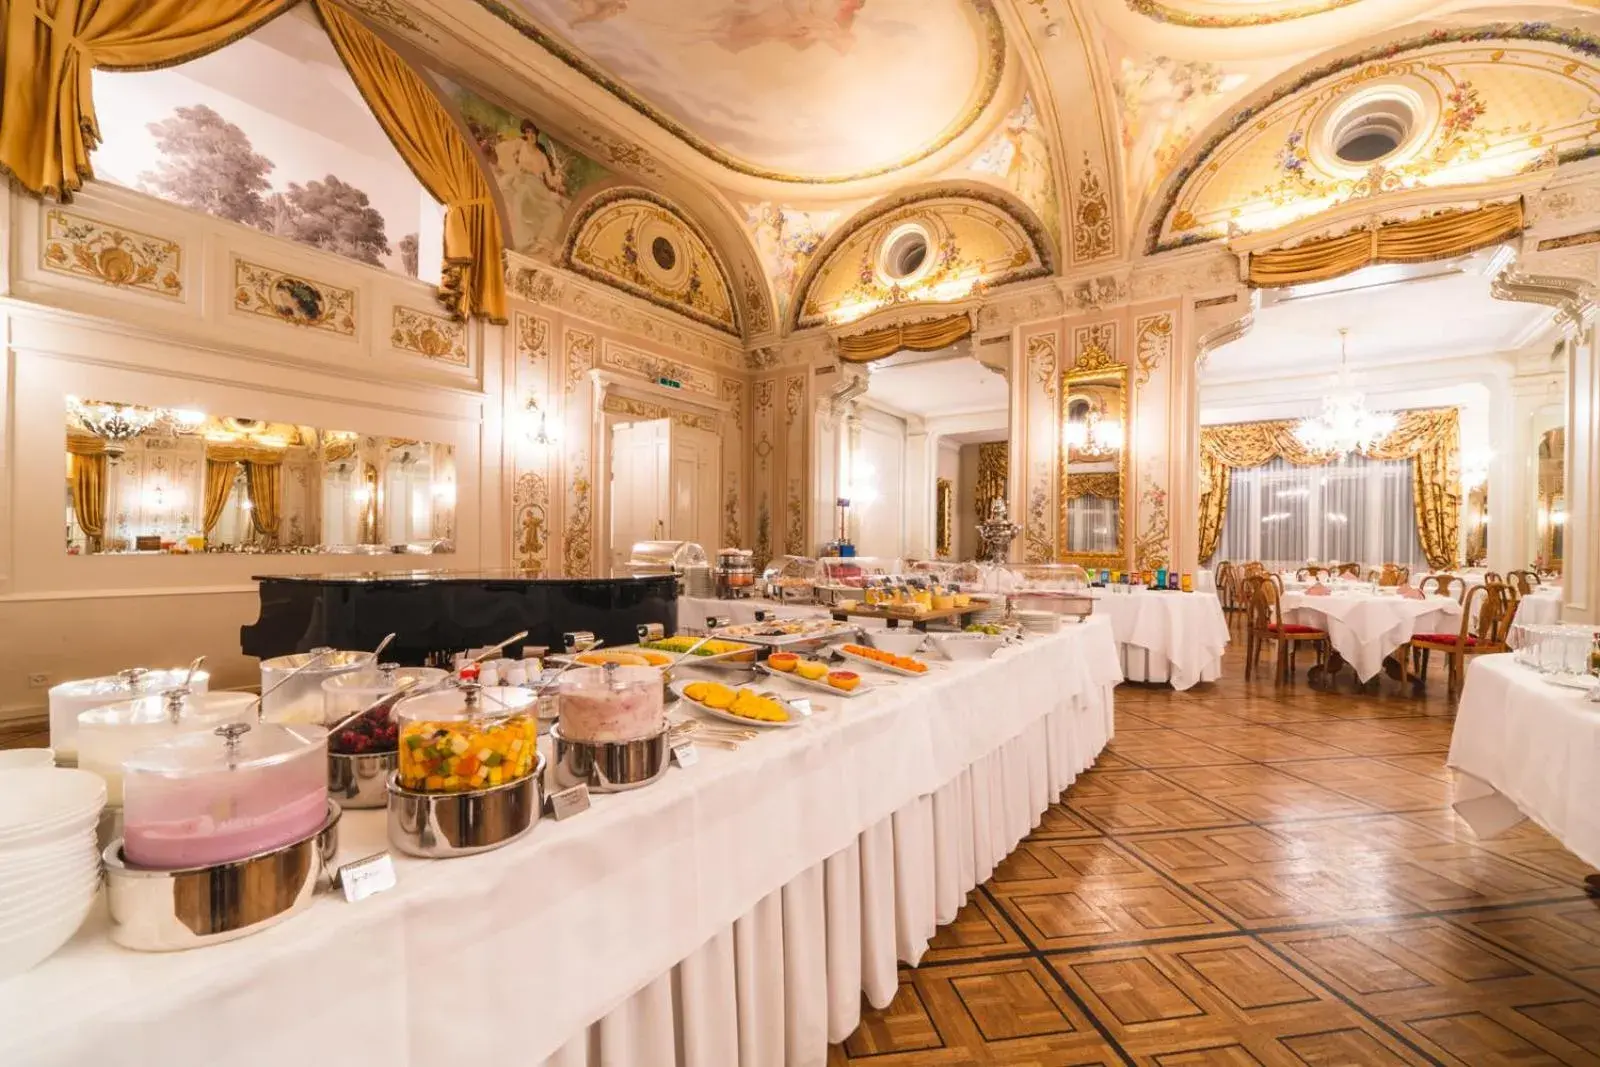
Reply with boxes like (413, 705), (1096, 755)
(830, 640), (1600, 1066)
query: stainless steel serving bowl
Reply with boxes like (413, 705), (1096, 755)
(385, 753), (545, 859)
(327, 749), (397, 809)
(550, 724), (671, 793)
(102, 799), (341, 952)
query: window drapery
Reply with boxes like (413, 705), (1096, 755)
(244, 458), (283, 542)
(201, 458), (238, 537)
(1245, 201), (1524, 288)
(1217, 456), (1427, 572)
(2, 0), (507, 322)
(1199, 408), (1460, 569)
(67, 451), (107, 552)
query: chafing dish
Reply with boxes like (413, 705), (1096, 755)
(385, 753), (544, 858)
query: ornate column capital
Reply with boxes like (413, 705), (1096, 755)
(1491, 267), (1598, 330)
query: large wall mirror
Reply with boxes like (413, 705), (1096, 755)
(1535, 425), (1565, 572)
(1059, 356), (1127, 568)
(65, 398), (456, 555)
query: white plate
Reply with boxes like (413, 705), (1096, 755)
(755, 663), (876, 698)
(668, 680), (806, 728)
(0, 770), (105, 848)
(834, 647), (934, 678)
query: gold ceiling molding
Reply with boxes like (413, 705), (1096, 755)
(792, 185), (1053, 332)
(469, 0), (1007, 185)
(561, 188), (740, 335)
(1125, 0), (1363, 29)
(1148, 24), (1600, 254)
(835, 312), (973, 364)
(1247, 200), (1524, 287)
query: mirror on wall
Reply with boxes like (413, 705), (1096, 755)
(1536, 426), (1565, 572)
(1060, 361), (1127, 565)
(64, 398), (456, 555)
(854, 345), (1009, 562)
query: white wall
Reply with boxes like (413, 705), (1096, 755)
(936, 442), (960, 559)
(848, 406), (906, 561)
(0, 183), (506, 721)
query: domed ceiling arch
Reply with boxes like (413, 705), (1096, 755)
(790, 182), (1054, 330)
(1143, 22), (1600, 253)
(469, 0), (1010, 185)
(563, 187), (747, 334)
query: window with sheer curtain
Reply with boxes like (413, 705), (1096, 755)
(1218, 455), (1427, 571)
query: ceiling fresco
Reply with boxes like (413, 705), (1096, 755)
(1123, 0), (1365, 29)
(1115, 54), (1250, 219)
(474, 0), (1007, 183)
(1149, 24), (1600, 252)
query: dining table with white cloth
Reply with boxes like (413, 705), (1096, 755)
(0, 618), (1123, 1067)
(1090, 589), (1229, 690)
(1509, 587), (1565, 646)
(1281, 590), (1463, 682)
(1448, 653), (1600, 871)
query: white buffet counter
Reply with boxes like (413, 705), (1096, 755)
(1449, 653), (1600, 871)
(1, 618), (1122, 1067)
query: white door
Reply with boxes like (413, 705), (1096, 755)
(610, 419), (670, 569)
(667, 424), (720, 549)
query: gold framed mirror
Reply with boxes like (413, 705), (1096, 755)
(935, 478), (953, 558)
(1058, 351), (1127, 569)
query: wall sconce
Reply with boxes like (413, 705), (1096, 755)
(524, 397), (556, 446)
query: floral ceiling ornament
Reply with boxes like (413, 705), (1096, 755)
(1125, 0), (1363, 29)
(1072, 154), (1114, 262)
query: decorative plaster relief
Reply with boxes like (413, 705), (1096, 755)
(564, 451), (593, 578)
(724, 473), (742, 549)
(1071, 323), (1120, 371)
(601, 341), (716, 395)
(565, 329), (597, 394)
(232, 259), (356, 335)
(513, 471), (550, 575)
(1133, 312), (1172, 389)
(391, 306), (467, 366)
(1072, 155), (1114, 263)
(516, 311), (552, 372)
(41, 208), (183, 298)
(1027, 332), (1059, 397)
(722, 378), (746, 429)
(600, 393), (718, 433)
(1133, 467), (1171, 572)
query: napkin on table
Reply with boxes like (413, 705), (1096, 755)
(1305, 583), (1331, 596)
(1397, 585), (1425, 600)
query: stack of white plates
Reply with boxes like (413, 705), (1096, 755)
(969, 601), (1008, 627)
(0, 768), (106, 981)
(1013, 610), (1062, 635)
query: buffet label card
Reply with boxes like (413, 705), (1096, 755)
(671, 742), (699, 768)
(551, 784), (591, 820)
(789, 698), (813, 718)
(338, 851), (397, 903)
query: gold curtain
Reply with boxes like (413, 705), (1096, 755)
(1198, 408), (1461, 568)
(837, 312), (972, 363)
(202, 458), (237, 536)
(0, 0), (294, 199)
(975, 441), (1008, 520)
(1247, 201), (1524, 288)
(1197, 451), (1229, 565)
(245, 459), (283, 541)
(68, 451), (106, 551)
(311, 0), (507, 323)
(1064, 472), (1121, 500)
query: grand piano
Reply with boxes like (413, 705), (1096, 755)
(240, 570), (679, 664)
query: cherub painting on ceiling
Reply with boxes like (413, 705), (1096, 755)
(968, 94), (1059, 244)
(446, 84), (610, 258)
(707, 0), (866, 54)
(1116, 56), (1245, 207)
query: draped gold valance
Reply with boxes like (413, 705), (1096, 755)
(1064, 472), (1122, 500)
(204, 442), (284, 465)
(974, 441), (1008, 521)
(1, 0), (507, 322)
(1246, 201), (1524, 288)
(1198, 407), (1461, 569)
(837, 312), (972, 364)
(66, 433), (106, 456)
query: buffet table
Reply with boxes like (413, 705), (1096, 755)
(2, 619), (1122, 1067)
(1090, 589), (1228, 690)
(679, 595), (830, 627)
(1448, 653), (1600, 870)
(1282, 591), (1462, 681)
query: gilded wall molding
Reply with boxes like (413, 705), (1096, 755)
(232, 259), (356, 336)
(563, 451), (593, 578)
(513, 471), (550, 575)
(41, 208), (183, 299)
(601, 340), (718, 396)
(1133, 312), (1172, 390)
(564, 329), (597, 394)
(1490, 266), (1598, 328)
(391, 306), (467, 366)
(1071, 155), (1114, 263)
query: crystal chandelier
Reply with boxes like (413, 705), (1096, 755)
(67, 397), (158, 461)
(1293, 329), (1396, 457)
(1063, 408), (1124, 457)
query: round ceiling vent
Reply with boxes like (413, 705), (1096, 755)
(877, 222), (934, 286)
(1328, 93), (1418, 166)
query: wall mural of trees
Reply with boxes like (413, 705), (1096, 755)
(138, 103), (402, 272)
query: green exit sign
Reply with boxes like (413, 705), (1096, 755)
(656, 376), (682, 389)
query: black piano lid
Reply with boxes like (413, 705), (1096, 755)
(250, 569), (670, 585)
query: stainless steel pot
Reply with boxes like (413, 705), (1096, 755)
(102, 800), (341, 952)
(327, 749), (396, 809)
(385, 753), (545, 859)
(550, 724), (671, 793)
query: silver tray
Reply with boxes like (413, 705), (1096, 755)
(103, 799), (341, 952)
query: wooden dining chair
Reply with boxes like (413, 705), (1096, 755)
(1418, 574), (1465, 602)
(1296, 565), (1329, 582)
(1506, 569), (1538, 595)
(1335, 562), (1362, 578)
(1376, 564), (1405, 587)
(1483, 571), (1504, 585)
(1245, 577), (1329, 684)
(1404, 582), (1514, 701)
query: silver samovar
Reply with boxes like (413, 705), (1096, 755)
(976, 498), (1021, 564)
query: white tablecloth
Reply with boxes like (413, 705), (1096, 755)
(1448, 654), (1600, 869)
(2, 619), (1122, 1067)
(1090, 590), (1229, 690)
(1515, 590), (1564, 629)
(1282, 592), (1462, 682)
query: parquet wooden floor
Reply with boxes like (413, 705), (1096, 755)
(830, 638), (1600, 1067)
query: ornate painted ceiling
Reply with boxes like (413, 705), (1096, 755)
(342, 0), (1600, 337)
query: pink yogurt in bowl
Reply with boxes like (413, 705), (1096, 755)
(557, 666), (665, 743)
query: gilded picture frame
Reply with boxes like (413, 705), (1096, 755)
(936, 478), (953, 557)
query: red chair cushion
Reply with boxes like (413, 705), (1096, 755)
(1412, 633), (1477, 645)
(1266, 623), (1324, 635)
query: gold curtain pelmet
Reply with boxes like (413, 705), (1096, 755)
(836, 312), (972, 363)
(1246, 201), (1524, 288)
